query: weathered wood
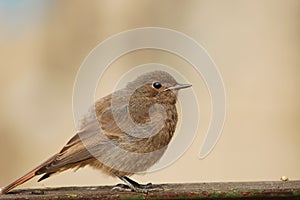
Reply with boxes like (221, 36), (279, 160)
(1, 181), (300, 199)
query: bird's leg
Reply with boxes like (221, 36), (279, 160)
(112, 176), (163, 193)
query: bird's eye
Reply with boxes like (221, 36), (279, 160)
(152, 82), (162, 89)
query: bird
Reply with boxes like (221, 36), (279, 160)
(0, 70), (192, 194)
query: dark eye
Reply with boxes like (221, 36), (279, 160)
(152, 82), (162, 89)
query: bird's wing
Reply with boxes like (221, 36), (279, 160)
(36, 93), (128, 177)
(36, 130), (101, 176)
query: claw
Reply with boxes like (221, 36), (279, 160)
(116, 176), (164, 193)
(112, 182), (164, 193)
(112, 184), (132, 192)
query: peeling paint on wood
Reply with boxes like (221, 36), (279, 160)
(0, 181), (300, 199)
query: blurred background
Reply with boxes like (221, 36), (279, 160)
(0, 0), (299, 189)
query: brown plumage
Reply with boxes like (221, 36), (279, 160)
(0, 70), (191, 194)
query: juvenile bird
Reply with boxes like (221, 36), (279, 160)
(0, 70), (191, 194)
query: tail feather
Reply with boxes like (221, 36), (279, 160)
(37, 172), (55, 182)
(0, 155), (56, 195)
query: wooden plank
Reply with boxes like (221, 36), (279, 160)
(0, 181), (300, 199)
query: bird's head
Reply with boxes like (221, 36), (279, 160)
(126, 70), (192, 105)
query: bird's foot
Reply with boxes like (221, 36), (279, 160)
(133, 183), (164, 193)
(112, 183), (132, 192)
(112, 183), (164, 193)
(115, 176), (164, 193)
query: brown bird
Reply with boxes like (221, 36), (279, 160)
(0, 70), (191, 194)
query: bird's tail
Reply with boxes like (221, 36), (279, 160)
(0, 155), (56, 195)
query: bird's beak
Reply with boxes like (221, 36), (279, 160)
(165, 83), (192, 91)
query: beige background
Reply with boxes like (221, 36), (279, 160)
(0, 0), (299, 189)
